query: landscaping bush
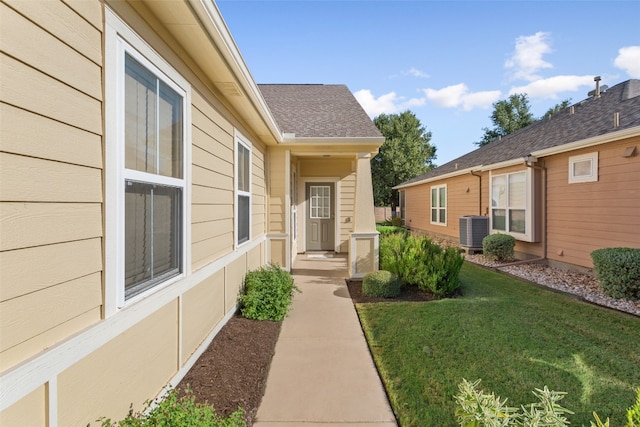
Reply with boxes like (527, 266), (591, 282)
(379, 233), (464, 298)
(98, 387), (245, 427)
(239, 264), (300, 321)
(483, 234), (516, 262)
(455, 380), (640, 427)
(362, 270), (401, 298)
(591, 248), (640, 300)
(390, 216), (403, 227)
(376, 225), (409, 238)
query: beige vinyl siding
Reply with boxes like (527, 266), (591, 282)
(340, 171), (356, 253)
(269, 150), (287, 234)
(253, 146), (267, 237)
(0, 385), (46, 427)
(0, 0), (103, 372)
(545, 137), (640, 268)
(58, 301), (179, 426)
(181, 270), (225, 365)
(191, 92), (235, 270)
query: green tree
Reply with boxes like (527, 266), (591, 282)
(476, 93), (535, 147)
(542, 98), (572, 119)
(372, 111), (436, 208)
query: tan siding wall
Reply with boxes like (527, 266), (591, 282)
(253, 145), (267, 237)
(545, 137), (640, 268)
(181, 270), (225, 365)
(404, 173), (486, 239)
(0, 0), (103, 371)
(190, 92), (235, 270)
(269, 150), (287, 233)
(339, 171), (356, 253)
(355, 238), (374, 274)
(58, 301), (179, 426)
(0, 386), (46, 427)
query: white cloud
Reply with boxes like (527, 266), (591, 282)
(406, 67), (430, 79)
(508, 75), (594, 99)
(614, 46), (640, 78)
(505, 32), (553, 81)
(353, 89), (425, 117)
(423, 83), (501, 111)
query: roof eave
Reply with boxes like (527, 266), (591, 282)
(184, 0), (283, 143)
(531, 125), (640, 158)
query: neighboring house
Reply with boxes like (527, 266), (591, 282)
(0, 1), (383, 425)
(395, 79), (640, 271)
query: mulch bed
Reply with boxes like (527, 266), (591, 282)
(177, 316), (281, 426)
(177, 280), (438, 425)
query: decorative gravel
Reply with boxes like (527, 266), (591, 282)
(464, 253), (640, 317)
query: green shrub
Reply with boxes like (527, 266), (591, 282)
(376, 225), (409, 238)
(455, 379), (573, 427)
(239, 264), (300, 321)
(591, 248), (640, 300)
(483, 234), (516, 262)
(98, 387), (245, 427)
(362, 270), (401, 298)
(380, 233), (463, 298)
(390, 216), (403, 227)
(456, 381), (640, 427)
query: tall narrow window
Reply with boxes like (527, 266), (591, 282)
(236, 135), (251, 246)
(122, 52), (186, 300)
(491, 170), (532, 240)
(430, 185), (446, 225)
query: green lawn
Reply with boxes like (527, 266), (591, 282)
(357, 262), (640, 427)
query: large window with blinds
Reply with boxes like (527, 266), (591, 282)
(121, 49), (187, 300)
(490, 169), (535, 241)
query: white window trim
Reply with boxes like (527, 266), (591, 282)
(569, 152), (598, 183)
(105, 9), (191, 315)
(430, 184), (447, 226)
(235, 130), (252, 248)
(489, 169), (533, 242)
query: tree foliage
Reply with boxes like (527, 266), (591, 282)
(372, 111), (436, 207)
(476, 93), (535, 147)
(543, 98), (572, 119)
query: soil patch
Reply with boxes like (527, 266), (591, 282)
(345, 279), (439, 303)
(177, 316), (281, 426)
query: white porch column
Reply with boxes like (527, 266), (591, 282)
(349, 153), (379, 277)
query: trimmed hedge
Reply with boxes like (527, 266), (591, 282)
(483, 233), (516, 262)
(239, 264), (300, 321)
(362, 270), (401, 298)
(591, 247), (640, 300)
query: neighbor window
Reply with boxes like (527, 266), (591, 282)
(430, 185), (447, 225)
(569, 152), (598, 183)
(236, 134), (251, 246)
(105, 10), (190, 311)
(490, 170), (532, 239)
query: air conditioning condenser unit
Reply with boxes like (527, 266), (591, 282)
(459, 216), (489, 252)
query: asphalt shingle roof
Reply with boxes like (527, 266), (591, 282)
(258, 84), (383, 139)
(399, 79), (640, 187)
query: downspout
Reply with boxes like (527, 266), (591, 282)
(469, 170), (482, 216)
(494, 156), (547, 267)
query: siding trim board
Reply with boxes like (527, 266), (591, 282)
(0, 236), (263, 412)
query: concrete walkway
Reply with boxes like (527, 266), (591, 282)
(253, 253), (397, 427)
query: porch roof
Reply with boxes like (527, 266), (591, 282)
(258, 84), (383, 140)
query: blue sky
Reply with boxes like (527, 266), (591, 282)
(216, 1), (640, 165)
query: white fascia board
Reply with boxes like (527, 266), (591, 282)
(479, 158), (527, 172)
(188, 0), (282, 142)
(393, 166), (479, 190)
(530, 126), (640, 158)
(281, 136), (386, 145)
